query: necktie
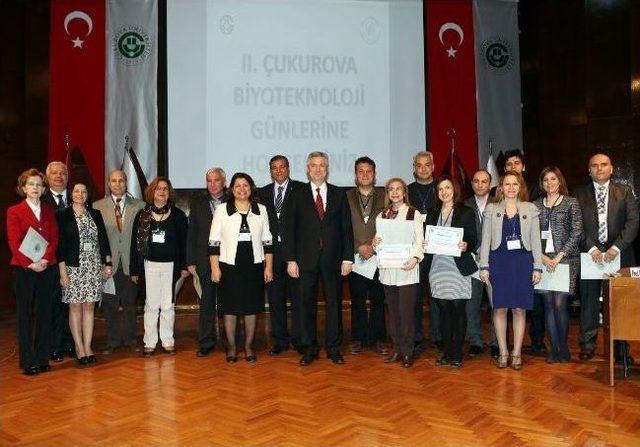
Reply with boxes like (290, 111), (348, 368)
(115, 198), (123, 232)
(596, 185), (607, 243)
(274, 186), (284, 214)
(56, 193), (65, 209)
(315, 187), (325, 220)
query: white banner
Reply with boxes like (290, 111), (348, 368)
(105, 0), (157, 198)
(473, 0), (522, 169)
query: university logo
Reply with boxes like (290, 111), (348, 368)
(481, 37), (514, 73)
(361, 17), (381, 45)
(114, 26), (152, 65)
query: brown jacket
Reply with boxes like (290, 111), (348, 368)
(346, 187), (387, 250)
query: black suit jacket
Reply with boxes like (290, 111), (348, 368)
(423, 204), (478, 277)
(42, 189), (71, 217)
(186, 191), (226, 274)
(282, 183), (354, 270)
(258, 179), (304, 243)
(574, 181), (639, 267)
(57, 207), (111, 267)
(463, 194), (493, 253)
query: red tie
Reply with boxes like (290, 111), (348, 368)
(315, 187), (325, 220)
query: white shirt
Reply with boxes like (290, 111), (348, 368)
(310, 182), (327, 211)
(27, 200), (41, 221)
(272, 178), (289, 203)
(52, 189), (67, 207)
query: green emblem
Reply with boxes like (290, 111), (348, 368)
(118, 31), (145, 59)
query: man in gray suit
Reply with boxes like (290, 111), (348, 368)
(94, 170), (145, 353)
(463, 169), (493, 357)
(574, 153), (638, 362)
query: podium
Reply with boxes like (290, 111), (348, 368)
(603, 272), (640, 386)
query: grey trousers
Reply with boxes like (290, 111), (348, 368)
(102, 268), (139, 348)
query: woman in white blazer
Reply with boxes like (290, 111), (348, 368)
(209, 173), (273, 363)
(479, 171), (542, 370)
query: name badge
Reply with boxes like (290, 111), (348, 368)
(507, 239), (522, 250)
(82, 242), (93, 251)
(152, 229), (165, 243)
(363, 215), (370, 224)
(541, 230), (550, 240)
(238, 232), (251, 242)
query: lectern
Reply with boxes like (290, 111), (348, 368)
(602, 271), (640, 386)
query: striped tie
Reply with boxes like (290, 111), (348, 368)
(596, 185), (607, 244)
(274, 186), (284, 214)
(315, 188), (324, 220)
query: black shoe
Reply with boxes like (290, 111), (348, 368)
(268, 345), (287, 356)
(86, 355), (96, 364)
(196, 346), (214, 357)
(401, 355), (413, 368)
(558, 348), (571, 363)
(50, 351), (64, 362)
(384, 353), (401, 363)
(299, 352), (318, 366)
(530, 342), (548, 356)
(413, 341), (424, 355)
(349, 342), (363, 355)
(38, 364), (51, 373)
(328, 352), (345, 365)
(435, 356), (450, 366)
(23, 366), (39, 376)
(450, 360), (462, 369)
(468, 345), (483, 357)
(143, 348), (155, 357)
(76, 356), (89, 366)
(545, 353), (558, 364)
(490, 345), (500, 359)
(434, 341), (444, 352)
(246, 354), (257, 363)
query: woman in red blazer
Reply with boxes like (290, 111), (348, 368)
(6, 168), (59, 376)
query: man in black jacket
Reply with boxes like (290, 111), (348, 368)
(41, 161), (74, 362)
(283, 151), (354, 366)
(258, 155), (304, 355)
(574, 153), (638, 363)
(186, 168), (227, 357)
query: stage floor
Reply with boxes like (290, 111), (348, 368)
(1, 310), (638, 446)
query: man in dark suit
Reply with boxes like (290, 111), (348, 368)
(574, 153), (638, 362)
(463, 169), (493, 358)
(407, 151), (438, 353)
(93, 170), (145, 354)
(258, 155), (304, 355)
(41, 161), (74, 362)
(283, 151), (354, 366)
(186, 167), (227, 357)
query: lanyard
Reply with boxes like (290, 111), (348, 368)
(542, 195), (561, 230)
(439, 207), (453, 227)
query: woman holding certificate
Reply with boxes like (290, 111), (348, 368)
(533, 167), (582, 363)
(424, 176), (477, 369)
(7, 169), (59, 375)
(57, 183), (111, 366)
(372, 178), (424, 368)
(479, 171), (543, 370)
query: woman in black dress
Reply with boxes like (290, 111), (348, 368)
(209, 173), (273, 363)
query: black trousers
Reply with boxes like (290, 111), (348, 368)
(383, 284), (417, 357)
(528, 292), (546, 346)
(49, 266), (73, 353)
(197, 265), (218, 350)
(349, 270), (386, 344)
(265, 243), (299, 348)
(102, 268), (139, 349)
(435, 298), (467, 363)
(297, 258), (343, 355)
(13, 266), (57, 369)
(417, 259), (440, 343)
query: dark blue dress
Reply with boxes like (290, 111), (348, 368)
(489, 214), (534, 310)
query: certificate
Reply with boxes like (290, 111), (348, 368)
(377, 244), (412, 269)
(535, 263), (570, 293)
(18, 227), (48, 262)
(580, 253), (620, 279)
(103, 277), (116, 295)
(425, 225), (463, 257)
(352, 253), (378, 280)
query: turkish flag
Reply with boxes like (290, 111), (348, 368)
(49, 0), (105, 195)
(427, 0), (478, 178)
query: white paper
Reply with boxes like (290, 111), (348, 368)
(192, 271), (202, 299)
(580, 253), (621, 279)
(425, 225), (463, 257)
(18, 227), (48, 262)
(377, 244), (412, 269)
(376, 219), (415, 245)
(352, 253), (378, 280)
(174, 275), (186, 300)
(535, 263), (570, 293)
(102, 277), (116, 295)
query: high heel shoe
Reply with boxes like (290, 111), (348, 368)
(510, 354), (523, 371)
(226, 348), (237, 364)
(496, 354), (509, 369)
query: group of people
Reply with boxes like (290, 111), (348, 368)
(6, 149), (638, 376)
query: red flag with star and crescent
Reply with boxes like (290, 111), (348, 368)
(427, 0), (478, 178)
(49, 0), (105, 195)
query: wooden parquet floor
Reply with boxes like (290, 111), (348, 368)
(1, 312), (639, 447)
